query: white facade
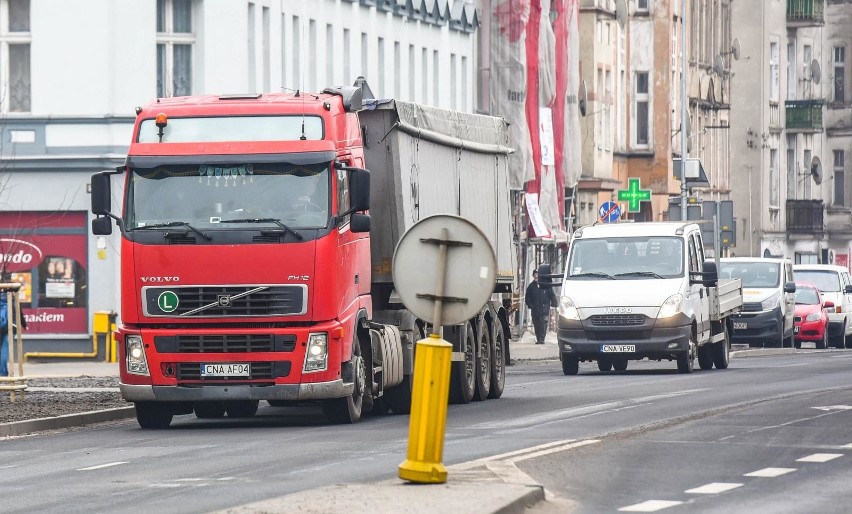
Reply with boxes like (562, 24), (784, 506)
(0, 0), (477, 348)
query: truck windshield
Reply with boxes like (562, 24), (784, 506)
(567, 237), (684, 280)
(125, 161), (330, 230)
(137, 115), (324, 143)
(719, 262), (781, 288)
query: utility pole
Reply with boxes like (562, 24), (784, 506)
(680, 0), (688, 220)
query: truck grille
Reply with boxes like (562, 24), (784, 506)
(154, 334), (296, 353)
(589, 314), (646, 326)
(143, 285), (306, 317)
(176, 361), (291, 381)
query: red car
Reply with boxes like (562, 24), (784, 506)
(794, 283), (832, 349)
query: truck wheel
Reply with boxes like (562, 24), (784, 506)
(135, 402), (173, 429)
(194, 402), (226, 419)
(473, 316), (491, 401)
(561, 355), (579, 375)
(386, 374), (413, 414)
(712, 326), (730, 369)
(487, 318), (507, 399)
(225, 400), (259, 418)
(612, 358), (628, 372)
(597, 358), (613, 372)
(677, 333), (695, 374)
(449, 322), (476, 404)
(697, 344), (713, 370)
(323, 340), (366, 424)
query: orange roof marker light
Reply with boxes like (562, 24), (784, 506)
(155, 112), (168, 143)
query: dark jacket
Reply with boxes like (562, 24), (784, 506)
(525, 280), (557, 318)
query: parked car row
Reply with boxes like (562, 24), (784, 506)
(720, 259), (852, 349)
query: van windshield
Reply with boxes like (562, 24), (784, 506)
(719, 262), (780, 288)
(567, 237), (684, 280)
(794, 270), (841, 292)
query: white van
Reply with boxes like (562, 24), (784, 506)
(719, 258), (796, 348)
(792, 264), (852, 348)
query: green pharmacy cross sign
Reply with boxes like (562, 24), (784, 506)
(617, 178), (652, 213)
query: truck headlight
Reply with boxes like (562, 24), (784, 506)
(761, 292), (781, 311)
(303, 333), (328, 372)
(558, 296), (580, 320)
(805, 312), (821, 322)
(657, 294), (683, 319)
(126, 335), (149, 376)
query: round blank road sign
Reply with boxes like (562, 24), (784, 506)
(392, 214), (497, 327)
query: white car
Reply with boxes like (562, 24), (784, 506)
(792, 264), (852, 349)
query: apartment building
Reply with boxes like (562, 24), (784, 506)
(0, 0), (477, 352)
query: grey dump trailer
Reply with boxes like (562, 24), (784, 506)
(361, 100), (518, 407)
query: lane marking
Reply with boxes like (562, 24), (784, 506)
(149, 483), (182, 488)
(812, 405), (852, 411)
(744, 467), (796, 478)
(841, 444), (852, 449)
(797, 453), (843, 463)
(76, 461), (127, 471)
(508, 439), (601, 464)
(449, 439), (576, 470)
(685, 482), (743, 494)
(618, 500), (683, 512)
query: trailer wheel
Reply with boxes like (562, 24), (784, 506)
(712, 325), (731, 369)
(194, 402), (226, 419)
(323, 336), (365, 424)
(449, 322), (476, 404)
(473, 316), (491, 401)
(225, 400), (259, 418)
(697, 344), (714, 370)
(135, 402), (173, 429)
(487, 319), (507, 399)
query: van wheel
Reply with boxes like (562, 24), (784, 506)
(712, 326), (730, 369)
(697, 344), (714, 370)
(832, 321), (847, 349)
(612, 358), (628, 372)
(597, 358), (613, 372)
(561, 355), (579, 375)
(677, 333), (695, 374)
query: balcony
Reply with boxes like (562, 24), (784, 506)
(785, 100), (824, 132)
(786, 199), (824, 235)
(787, 0), (825, 26)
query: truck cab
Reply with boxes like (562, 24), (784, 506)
(557, 222), (741, 375)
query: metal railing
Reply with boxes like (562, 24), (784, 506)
(786, 199), (824, 234)
(785, 100), (824, 130)
(787, 0), (825, 24)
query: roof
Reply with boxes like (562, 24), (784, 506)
(793, 264), (849, 273)
(574, 222), (701, 239)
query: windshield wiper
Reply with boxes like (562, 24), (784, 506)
(217, 218), (303, 240)
(132, 221), (212, 241)
(614, 271), (666, 279)
(570, 272), (615, 280)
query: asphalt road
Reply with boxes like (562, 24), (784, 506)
(2, 351), (851, 513)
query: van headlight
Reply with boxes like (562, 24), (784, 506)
(657, 294), (683, 319)
(558, 296), (580, 320)
(126, 335), (149, 376)
(761, 292), (781, 311)
(303, 333), (329, 372)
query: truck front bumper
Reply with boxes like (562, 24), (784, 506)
(557, 315), (692, 361)
(120, 379), (353, 402)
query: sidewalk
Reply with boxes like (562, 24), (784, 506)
(13, 360), (119, 378)
(509, 328), (560, 362)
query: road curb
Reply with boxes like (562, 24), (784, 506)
(730, 348), (796, 358)
(492, 485), (546, 514)
(0, 406), (136, 437)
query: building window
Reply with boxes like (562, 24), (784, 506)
(378, 37), (385, 97)
(308, 20), (316, 91)
(156, 0), (194, 98)
(343, 29), (351, 85)
(803, 148), (812, 199)
(786, 134), (797, 200)
(803, 44), (813, 97)
(834, 46), (846, 103)
(394, 42), (401, 99)
(247, 3), (256, 93)
(1, 0), (31, 112)
(769, 41), (779, 102)
(327, 24), (335, 87)
(409, 44), (415, 101)
(293, 17), (302, 88)
(360, 32), (368, 79)
(461, 55), (468, 112)
(770, 148), (779, 207)
(262, 7), (270, 92)
(636, 0), (648, 11)
(634, 71), (650, 146)
(787, 42), (797, 100)
(422, 48), (428, 103)
(433, 50), (439, 105)
(835, 150), (846, 207)
(605, 69), (612, 151)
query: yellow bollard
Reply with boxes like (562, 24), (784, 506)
(398, 333), (453, 484)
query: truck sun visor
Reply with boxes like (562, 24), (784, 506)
(127, 151), (336, 169)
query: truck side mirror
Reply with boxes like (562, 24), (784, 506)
(350, 168), (370, 212)
(350, 213), (371, 233)
(91, 173), (112, 216)
(845, 284), (852, 294)
(92, 216), (113, 236)
(784, 282), (796, 294)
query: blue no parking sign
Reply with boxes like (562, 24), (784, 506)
(598, 201), (621, 223)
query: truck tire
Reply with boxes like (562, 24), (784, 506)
(135, 402), (173, 429)
(473, 316), (491, 401)
(597, 358), (613, 372)
(225, 400), (259, 418)
(386, 374), (413, 414)
(712, 326), (730, 369)
(194, 402), (226, 419)
(697, 344), (714, 370)
(487, 318), (507, 399)
(323, 335), (366, 424)
(449, 322), (476, 404)
(561, 355), (579, 375)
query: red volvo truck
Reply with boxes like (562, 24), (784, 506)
(90, 87), (517, 428)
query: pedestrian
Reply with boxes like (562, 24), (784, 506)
(0, 294), (8, 377)
(525, 269), (557, 344)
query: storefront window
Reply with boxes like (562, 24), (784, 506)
(0, 211), (88, 334)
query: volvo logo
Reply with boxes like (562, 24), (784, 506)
(604, 307), (632, 314)
(142, 276), (180, 283)
(218, 295), (231, 307)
